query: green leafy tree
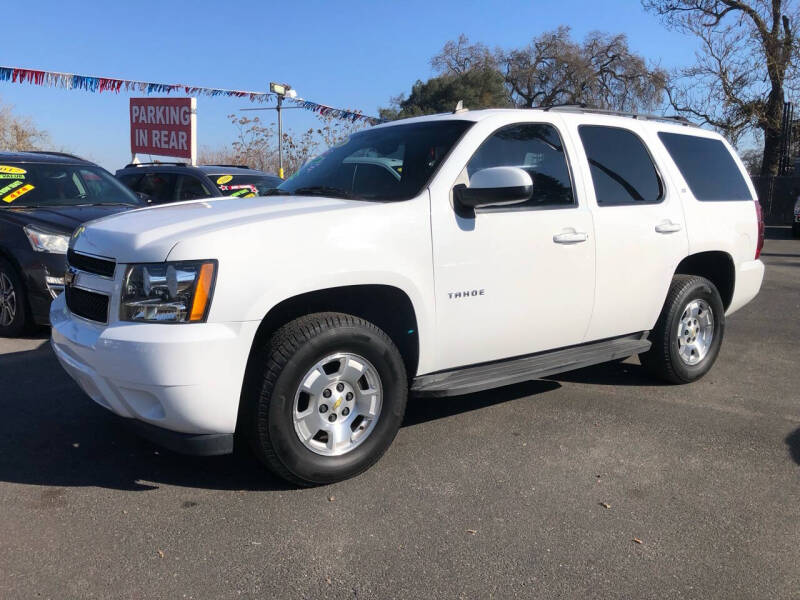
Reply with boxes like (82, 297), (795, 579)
(379, 68), (511, 120)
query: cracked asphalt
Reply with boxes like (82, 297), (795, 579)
(0, 227), (798, 599)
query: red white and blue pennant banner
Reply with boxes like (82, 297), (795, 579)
(0, 66), (382, 125)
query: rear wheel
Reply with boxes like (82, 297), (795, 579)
(640, 275), (725, 384)
(245, 312), (408, 486)
(792, 223), (800, 238)
(0, 257), (28, 338)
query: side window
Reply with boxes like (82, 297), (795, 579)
(578, 125), (662, 206)
(658, 132), (752, 201)
(467, 123), (574, 207)
(176, 175), (212, 201)
(137, 173), (177, 203)
(117, 174), (142, 190)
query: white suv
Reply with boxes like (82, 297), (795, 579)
(50, 107), (765, 485)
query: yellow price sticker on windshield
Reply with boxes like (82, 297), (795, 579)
(0, 165), (26, 175)
(3, 183), (34, 203)
(0, 180), (23, 196)
(243, 192), (255, 198)
(216, 175), (233, 185)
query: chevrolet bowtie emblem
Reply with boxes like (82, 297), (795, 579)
(333, 397), (343, 410)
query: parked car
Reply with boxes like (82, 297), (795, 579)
(793, 196), (799, 237)
(0, 151), (144, 336)
(52, 107), (764, 486)
(115, 163), (282, 203)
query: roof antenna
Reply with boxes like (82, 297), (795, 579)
(453, 100), (468, 114)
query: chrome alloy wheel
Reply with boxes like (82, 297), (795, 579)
(292, 352), (383, 456)
(0, 272), (16, 327)
(676, 299), (714, 366)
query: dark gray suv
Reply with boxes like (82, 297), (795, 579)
(115, 163), (282, 204)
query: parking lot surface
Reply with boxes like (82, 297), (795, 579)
(0, 229), (798, 599)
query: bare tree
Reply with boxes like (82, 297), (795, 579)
(431, 34), (496, 75)
(643, 0), (800, 175)
(498, 27), (667, 110)
(430, 30), (666, 112)
(0, 98), (48, 151)
(200, 113), (367, 176)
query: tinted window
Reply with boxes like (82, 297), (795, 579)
(136, 173), (176, 203)
(352, 164), (400, 196)
(579, 126), (662, 205)
(467, 123), (574, 207)
(176, 176), (212, 201)
(0, 163), (142, 208)
(117, 174), (142, 188)
(209, 174), (282, 197)
(278, 121), (472, 201)
(658, 132), (752, 201)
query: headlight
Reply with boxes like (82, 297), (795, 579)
(23, 226), (70, 254)
(120, 260), (217, 323)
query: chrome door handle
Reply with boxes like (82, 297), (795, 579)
(655, 220), (682, 234)
(553, 230), (588, 244)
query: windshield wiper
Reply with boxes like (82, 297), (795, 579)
(262, 188), (291, 196)
(291, 186), (354, 199)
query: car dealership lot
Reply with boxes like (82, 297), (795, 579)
(0, 230), (797, 599)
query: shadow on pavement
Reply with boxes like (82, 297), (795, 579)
(547, 359), (662, 387)
(0, 342), (292, 492)
(403, 379), (560, 428)
(0, 341), (565, 492)
(785, 428), (800, 466)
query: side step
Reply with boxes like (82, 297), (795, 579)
(411, 334), (651, 398)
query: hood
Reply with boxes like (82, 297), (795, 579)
(1, 204), (136, 236)
(71, 195), (365, 262)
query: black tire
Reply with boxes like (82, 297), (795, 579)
(0, 257), (29, 338)
(792, 223), (800, 238)
(640, 275), (725, 384)
(245, 312), (408, 486)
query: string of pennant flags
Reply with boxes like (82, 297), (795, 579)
(0, 65), (384, 125)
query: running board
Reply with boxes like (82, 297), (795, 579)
(411, 334), (651, 398)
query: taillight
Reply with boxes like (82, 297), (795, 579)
(754, 200), (764, 259)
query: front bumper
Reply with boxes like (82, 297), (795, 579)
(122, 417), (234, 456)
(50, 293), (260, 445)
(20, 251), (67, 325)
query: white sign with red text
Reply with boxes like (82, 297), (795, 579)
(130, 97), (197, 163)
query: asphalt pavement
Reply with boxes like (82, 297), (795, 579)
(0, 228), (798, 599)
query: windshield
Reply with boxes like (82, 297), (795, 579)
(0, 162), (143, 208)
(278, 120), (473, 201)
(209, 174), (283, 197)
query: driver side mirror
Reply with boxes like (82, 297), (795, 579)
(453, 167), (532, 216)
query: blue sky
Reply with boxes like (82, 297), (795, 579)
(1, 0), (699, 170)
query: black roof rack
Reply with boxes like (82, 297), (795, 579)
(541, 104), (696, 127)
(200, 164), (251, 169)
(123, 161), (189, 168)
(25, 150), (89, 161)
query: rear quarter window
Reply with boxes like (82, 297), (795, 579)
(658, 132), (752, 201)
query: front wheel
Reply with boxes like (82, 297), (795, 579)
(0, 257), (29, 338)
(640, 275), (725, 384)
(245, 312), (408, 486)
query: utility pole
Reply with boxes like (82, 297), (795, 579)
(276, 94), (283, 179)
(270, 82), (296, 179)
